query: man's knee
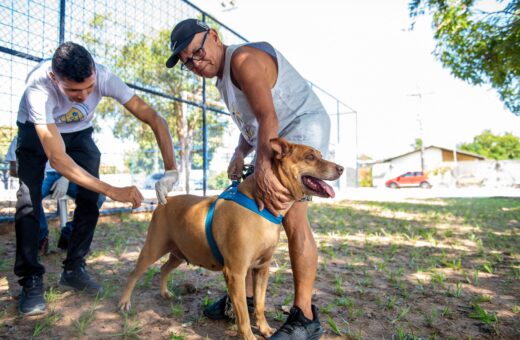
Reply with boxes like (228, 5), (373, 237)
(283, 202), (309, 234)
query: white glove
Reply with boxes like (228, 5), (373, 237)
(155, 169), (179, 205)
(51, 176), (69, 199)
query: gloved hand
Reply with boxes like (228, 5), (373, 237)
(155, 169), (179, 205)
(51, 176), (70, 199)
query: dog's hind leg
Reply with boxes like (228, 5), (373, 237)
(253, 263), (275, 337)
(160, 253), (183, 299)
(118, 232), (171, 311)
(223, 267), (256, 340)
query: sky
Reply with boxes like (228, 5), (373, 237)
(189, 0), (519, 162)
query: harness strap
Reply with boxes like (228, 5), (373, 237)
(205, 196), (224, 265)
(204, 181), (284, 265)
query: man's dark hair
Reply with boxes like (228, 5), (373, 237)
(51, 42), (95, 83)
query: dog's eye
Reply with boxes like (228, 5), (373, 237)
(305, 154), (316, 161)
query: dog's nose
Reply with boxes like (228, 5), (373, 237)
(336, 165), (344, 175)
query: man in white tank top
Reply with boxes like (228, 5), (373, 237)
(166, 19), (331, 339)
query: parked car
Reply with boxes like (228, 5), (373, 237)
(455, 174), (486, 188)
(143, 172), (203, 191)
(385, 171), (431, 189)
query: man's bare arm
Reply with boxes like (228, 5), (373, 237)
(34, 123), (143, 208)
(123, 95), (176, 171)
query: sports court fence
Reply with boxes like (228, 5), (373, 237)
(0, 0), (356, 221)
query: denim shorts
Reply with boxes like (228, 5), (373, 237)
(279, 111), (331, 158)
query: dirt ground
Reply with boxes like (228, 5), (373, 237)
(0, 197), (519, 339)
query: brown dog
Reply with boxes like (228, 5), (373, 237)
(119, 138), (344, 339)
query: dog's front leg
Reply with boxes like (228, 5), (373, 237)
(253, 264), (275, 337)
(223, 267), (256, 340)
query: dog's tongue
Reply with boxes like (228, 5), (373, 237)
(318, 180), (335, 198)
(304, 176), (336, 198)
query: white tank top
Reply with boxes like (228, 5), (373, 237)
(216, 42), (326, 147)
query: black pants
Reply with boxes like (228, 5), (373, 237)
(14, 122), (101, 285)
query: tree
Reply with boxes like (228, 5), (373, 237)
(0, 126), (16, 161)
(460, 130), (520, 159)
(0, 126), (16, 190)
(409, 0), (520, 115)
(83, 15), (228, 193)
(411, 137), (424, 150)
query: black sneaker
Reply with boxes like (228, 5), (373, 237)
(59, 266), (103, 295)
(19, 276), (46, 316)
(203, 294), (254, 320)
(269, 305), (324, 340)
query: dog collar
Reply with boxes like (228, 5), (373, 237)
(205, 181), (284, 265)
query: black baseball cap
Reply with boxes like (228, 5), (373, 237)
(165, 19), (210, 68)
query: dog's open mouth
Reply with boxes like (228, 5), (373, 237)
(302, 176), (335, 198)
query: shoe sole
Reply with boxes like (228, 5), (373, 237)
(202, 307), (255, 321)
(202, 309), (230, 321)
(19, 305), (46, 316)
(309, 327), (324, 340)
(59, 280), (103, 296)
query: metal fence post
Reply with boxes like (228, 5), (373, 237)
(202, 14), (208, 196)
(59, 0), (66, 44)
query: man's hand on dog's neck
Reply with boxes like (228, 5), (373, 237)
(253, 149), (292, 215)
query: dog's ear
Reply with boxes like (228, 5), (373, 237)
(270, 138), (292, 159)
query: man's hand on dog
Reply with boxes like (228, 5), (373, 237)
(253, 161), (292, 215)
(227, 152), (245, 181)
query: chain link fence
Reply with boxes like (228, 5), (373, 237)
(0, 0), (354, 221)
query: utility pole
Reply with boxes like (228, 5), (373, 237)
(408, 91), (434, 172)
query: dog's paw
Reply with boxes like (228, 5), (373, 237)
(259, 326), (275, 338)
(241, 331), (257, 340)
(118, 300), (132, 311)
(160, 290), (173, 299)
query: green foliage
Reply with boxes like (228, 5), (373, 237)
(409, 0), (520, 114)
(411, 137), (423, 150)
(359, 167), (373, 187)
(0, 126), (16, 161)
(82, 15), (228, 181)
(460, 130), (520, 159)
(208, 171), (230, 190)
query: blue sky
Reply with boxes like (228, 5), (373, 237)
(190, 0), (519, 161)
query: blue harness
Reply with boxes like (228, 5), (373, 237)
(204, 181), (284, 265)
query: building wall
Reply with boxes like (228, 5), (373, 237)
(372, 148), (481, 187)
(441, 150), (482, 162)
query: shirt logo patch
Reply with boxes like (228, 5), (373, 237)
(59, 107), (85, 123)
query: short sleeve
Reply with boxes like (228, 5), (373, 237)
(24, 83), (56, 124)
(98, 65), (134, 105)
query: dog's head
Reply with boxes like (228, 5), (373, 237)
(270, 138), (344, 201)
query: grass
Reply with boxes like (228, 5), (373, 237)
(309, 197), (519, 338)
(74, 298), (99, 337)
(0, 196), (518, 339)
(168, 332), (186, 340)
(469, 303), (498, 325)
(112, 311), (142, 339)
(326, 315), (342, 336)
(31, 310), (62, 338)
(138, 267), (160, 289)
(170, 303), (183, 318)
(44, 286), (64, 303)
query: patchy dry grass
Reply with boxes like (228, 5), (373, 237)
(0, 197), (518, 339)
